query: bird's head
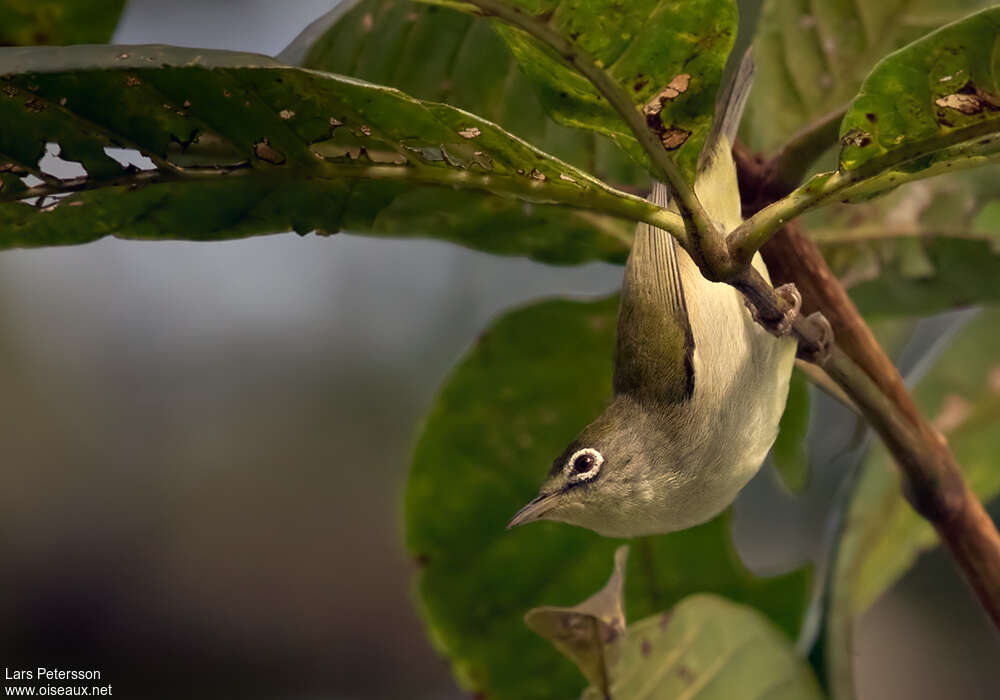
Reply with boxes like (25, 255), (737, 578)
(507, 397), (691, 538)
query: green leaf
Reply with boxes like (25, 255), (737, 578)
(280, 0), (644, 186)
(406, 296), (810, 700)
(772, 369), (811, 494)
(0, 44), (673, 261)
(424, 0), (738, 180)
(528, 549), (823, 700)
(803, 169), (1000, 316)
(0, 0), (126, 46)
(837, 7), (1000, 175)
(584, 594), (825, 700)
(746, 0), (996, 155)
(747, 7), (1000, 240)
(835, 306), (1000, 617)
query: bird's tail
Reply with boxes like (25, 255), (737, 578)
(699, 47), (755, 173)
(693, 48), (755, 235)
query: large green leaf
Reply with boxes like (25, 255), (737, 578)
(584, 595), (824, 700)
(834, 306), (1000, 618)
(837, 7), (1000, 175)
(425, 0), (738, 180)
(0, 0), (126, 46)
(802, 169), (1000, 316)
(746, 0), (995, 155)
(0, 44), (670, 261)
(406, 295), (810, 700)
(280, 0), (644, 186)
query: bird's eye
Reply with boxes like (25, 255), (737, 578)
(565, 448), (603, 483)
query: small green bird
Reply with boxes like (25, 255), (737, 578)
(508, 56), (798, 537)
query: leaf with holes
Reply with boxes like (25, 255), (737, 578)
(0, 0), (127, 46)
(737, 8), (1000, 257)
(527, 549), (822, 700)
(581, 594), (824, 700)
(835, 306), (1000, 617)
(836, 7), (1000, 177)
(746, 0), (995, 155)
(0, 44), (677, 262)
(415, 0), (738, 180)
(801, 169), (1000, 316)
(406, 295), (810, 700)
(279, 0), (645, 187)
(524, 545), (629, 694)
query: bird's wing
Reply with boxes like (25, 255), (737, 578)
(613, 182), (695, 404)
(613, 50), (756, 404)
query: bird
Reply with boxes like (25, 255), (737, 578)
(507, 54), (799, 537)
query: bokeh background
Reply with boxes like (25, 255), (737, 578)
(1, 1), (997, 698)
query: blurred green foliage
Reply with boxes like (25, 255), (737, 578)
(0, 0), (126, 46)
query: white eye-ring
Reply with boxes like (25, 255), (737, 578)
(565, 448), (604, 483)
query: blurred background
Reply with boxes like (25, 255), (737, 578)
(0, 1), (997, 698)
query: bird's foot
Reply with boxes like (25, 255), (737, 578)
(744, 283), (801, 337)
(744, 283), (834, 362)
(797, 312), (834, 364)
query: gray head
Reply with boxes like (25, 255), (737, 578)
(508, 396), (703, 537)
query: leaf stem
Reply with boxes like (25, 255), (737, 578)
(463, 0), (730, 277)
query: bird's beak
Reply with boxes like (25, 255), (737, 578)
(507, 492), (559, 529)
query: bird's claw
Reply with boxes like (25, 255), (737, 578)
(743, 283), (834, 362)
(744, 283), (801, 337)
(797, 312), (834, 364)
(771, 284), (801, 336)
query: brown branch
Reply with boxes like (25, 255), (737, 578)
(736, 141), (1000, 627)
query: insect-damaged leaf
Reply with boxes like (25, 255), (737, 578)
(582, 595), (824, 700)
(837, 7), (1000, 178)
(280, 0), (645, 187)
(0, 44), (655, 263)
(414, 0), (738, 181)
(525, 545), (628, 694)
(529, 548), (823, 700)
(406, 296), (810, 700)
(750, 8), (1000, 255)
(746, 0), (997, 155)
